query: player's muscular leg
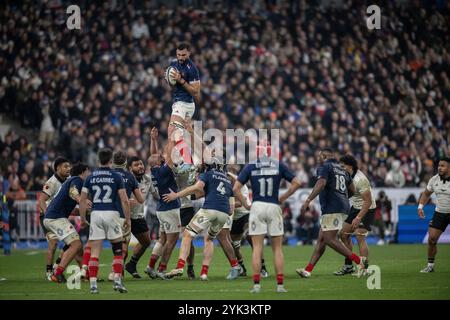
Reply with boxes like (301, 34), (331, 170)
(323, 230), (354, 257)
(231, 233), (244, 260)
(309, 230), (326, 265)
(133, 232), (151, 260)
(202, 236), (215, 267)
(251, 235), (264, 276)
(217, 229), (236, 261)
(356, 228), (369, 258)
(178, 230), (194, 262)
(160, 233), (179, 265)
(58, 239), (82, 269)
(427, 227), (443, 259)
(340, 223), (353, 251)
(271, 235), (284, 276)
(47, 238), (58, 265)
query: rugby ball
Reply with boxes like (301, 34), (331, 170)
(165, 66), (178, 86)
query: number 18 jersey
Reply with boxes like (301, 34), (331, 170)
(317, 158), (352, 215)
(82, 167), (125, 212)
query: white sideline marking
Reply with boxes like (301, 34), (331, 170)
(0, 278), (7, 281)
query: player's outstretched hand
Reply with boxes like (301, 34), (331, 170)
(418, 208), (425, 219)
(162, 189), (178, 202)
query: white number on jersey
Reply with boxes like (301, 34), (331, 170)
(258, 177), (273, 197)
(92, 185), (113, 203)
(335, 175), (346, 193)
(216, 182), (226, 195)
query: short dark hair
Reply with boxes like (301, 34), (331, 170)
(177, 42), (190, 51)
(98, 148), (113, 165)
(440, 157), (450, 163)
(54, 157), (70, 171)
(127, 156), (142, 168)
(113, 150), (127, 166)
(71, 162), (89, 176)
(340, 154), (358, 173)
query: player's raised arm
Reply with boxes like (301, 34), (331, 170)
(150, 127), (159, 156)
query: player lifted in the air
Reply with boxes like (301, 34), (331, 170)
(165, 43), (201, 166)
(296, 148), (368, 279)
(233, 151), (301, 293)
(79, 148), (131, 294)
(43, 163), (91, 283)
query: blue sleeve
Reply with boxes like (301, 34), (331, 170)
(70, 178), (83, 193)
(115, 173), (125, 190)
(131, 175), (139, 190)
(237, 165), (251, 184)
(280, 162), (295, 183)
(199, 173), (207, 184)
(316, 164), (329, 180)
(82, 177), (91, 192)
(189, 64), (200, 82)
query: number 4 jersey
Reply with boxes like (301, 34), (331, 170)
(199, 169), (233, 214)
(82, 167), (125, 212)
(237, 159), (295, 204)
(316, 158), (352, 215)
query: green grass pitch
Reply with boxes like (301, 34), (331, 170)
(0, 244), (449, 300)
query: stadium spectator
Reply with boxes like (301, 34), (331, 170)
(374, 191), (393, 245)
(295, 204), (320, 245)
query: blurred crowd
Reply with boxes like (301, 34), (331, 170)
(0, 0), (449, 197)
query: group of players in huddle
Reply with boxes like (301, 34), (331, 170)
(40, 126), (375, 294)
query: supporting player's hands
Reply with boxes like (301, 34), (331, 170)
(242, 200), (251, 211)
(184, 119), (194, 134)
(86, 199), (92, 210)
(418, 207), (425, 219)
(151, 127), (158, 140)
(162, 188), (178, 202)
(129, 198), (139, 207)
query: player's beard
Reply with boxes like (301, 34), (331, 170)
(132, 170), (144, 182)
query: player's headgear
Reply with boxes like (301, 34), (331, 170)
(70, 162), (89, 176)
(53, 157), (69, 171)
(113, 150), (127, 169)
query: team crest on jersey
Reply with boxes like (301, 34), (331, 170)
(197, 216), (205, 224)
(114, 225), (120, 234)
(333, 219), (339, 227)
(57, 228), (63, 236)
(251, 221), (256, 231)
(164, 222), (171, 230)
